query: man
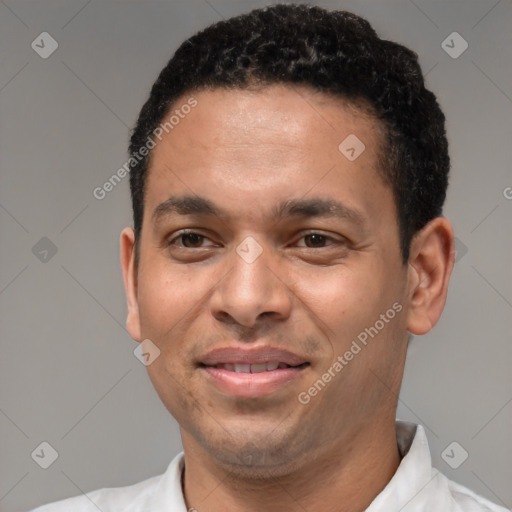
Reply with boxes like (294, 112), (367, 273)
(32, 3), (508, 512)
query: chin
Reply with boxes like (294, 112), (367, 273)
(196, 427), (314, 479)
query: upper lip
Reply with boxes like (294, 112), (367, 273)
(199, 346), (308, 367)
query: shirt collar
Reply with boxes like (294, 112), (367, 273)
(150, 450), (188, 510)
(365, 420), (436, 511)
(150, 420), (440, 511)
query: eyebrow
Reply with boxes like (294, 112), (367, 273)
(152, 195), (367, 226)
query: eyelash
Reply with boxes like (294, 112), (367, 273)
(166, 230), (340, 249)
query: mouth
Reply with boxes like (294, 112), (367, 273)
(197, 347), (310, 398)
(200, 362), (309, 373)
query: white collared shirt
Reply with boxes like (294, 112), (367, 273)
(31, 421), (509, 512)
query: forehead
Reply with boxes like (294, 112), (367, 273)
(159, 84), (380, 151)
(144, 84), (390, 224)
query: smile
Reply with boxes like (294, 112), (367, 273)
(197, 346), (310, 398)
(204, 362), (308, 373)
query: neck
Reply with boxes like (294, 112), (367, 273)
(181, 419), (401, 512)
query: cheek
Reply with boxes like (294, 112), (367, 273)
(145, 341), (213, 435)
(293, 263), (389, 339)
(137, 262), (210, 338)
(146, 360), (193, 421)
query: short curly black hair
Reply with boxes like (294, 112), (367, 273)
(129, 3), (449, 265)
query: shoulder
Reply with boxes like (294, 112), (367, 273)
(447, 478), (510, 512)
(436, 469), (510, 512)
(29, 472), (162, 512)
(393, 422), (509, 512)
(29, 452), (187, 512)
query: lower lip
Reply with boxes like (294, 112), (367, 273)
(200, 366), (308, 398)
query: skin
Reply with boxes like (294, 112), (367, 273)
(121, 84), (455, 512)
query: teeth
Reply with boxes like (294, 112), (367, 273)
(234, 364), (250, 373)
(215, 362), (288, 372)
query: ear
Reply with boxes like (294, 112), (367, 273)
(406, 217), (455, 335)
(120, 227), (142, 342)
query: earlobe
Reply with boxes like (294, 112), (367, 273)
(120, 227), (142, 342)
(405, 217), (455, 336)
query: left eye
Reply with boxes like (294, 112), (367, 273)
(169, 232), (213, 248)
(295, 234), (335, 248)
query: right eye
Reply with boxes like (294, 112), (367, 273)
(167, 231), (215, 249)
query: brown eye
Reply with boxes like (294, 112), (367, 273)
(179, 233), (205, 248)
(302, 234), (332, 248)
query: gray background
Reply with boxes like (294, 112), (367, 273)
(0, 0), (511, 510)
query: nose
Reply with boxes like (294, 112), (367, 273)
(209, 239), (293, 328)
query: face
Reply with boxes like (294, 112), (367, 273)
(122, 85), (420, 476)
